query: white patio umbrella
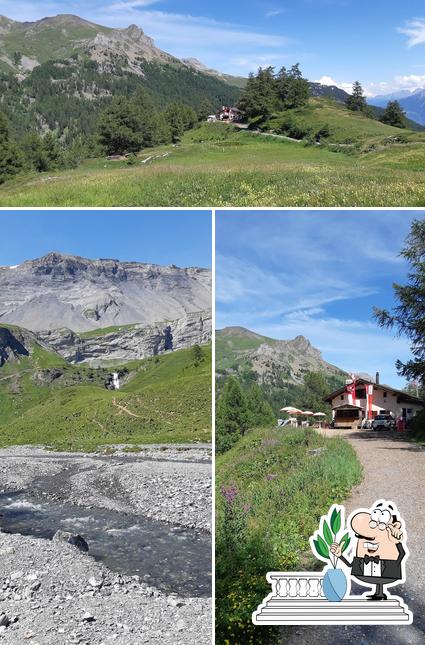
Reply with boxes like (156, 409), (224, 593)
(280, 406), (303, 413)
(302, 411), (314, 416)
(313, 411), (326, 428)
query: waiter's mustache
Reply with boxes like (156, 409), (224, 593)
(354, 531), (376, 541)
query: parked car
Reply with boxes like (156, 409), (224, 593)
(372, 414), (396, 431)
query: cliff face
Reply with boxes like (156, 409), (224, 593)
(37, 310), (212, 365)
(0, 253), (212, 332)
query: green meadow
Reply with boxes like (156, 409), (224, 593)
(2, 100), (425, 207)
(0, 331), (212, 450)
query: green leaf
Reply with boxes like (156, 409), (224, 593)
(339, 533), (351, 553)
(314, 535), (330, 560)
(330, 508), (341, 534)
(323, 520), (333, 546)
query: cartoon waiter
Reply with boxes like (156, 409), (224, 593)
(330, 500), (407, 601)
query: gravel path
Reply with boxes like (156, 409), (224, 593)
(280, 430), (425, 645)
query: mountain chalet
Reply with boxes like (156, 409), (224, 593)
(325, 373), (424, 429)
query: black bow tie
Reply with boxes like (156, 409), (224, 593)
(364, 555), (380, 564)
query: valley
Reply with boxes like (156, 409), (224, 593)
(1, 13), (425, 206)
(0, 236), (213, 643)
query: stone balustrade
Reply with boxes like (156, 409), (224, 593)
(269, 572), (325, 599)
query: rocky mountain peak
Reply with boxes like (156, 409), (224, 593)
(290, 335), (313, 353)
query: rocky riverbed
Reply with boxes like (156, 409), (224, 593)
(0, 445), (212, 644)
(0, 444), (212, 531)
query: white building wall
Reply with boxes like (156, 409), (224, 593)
(331, 385), (422, 420)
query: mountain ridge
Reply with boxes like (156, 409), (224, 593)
(216, 326), (346, 386)
(0, 252), (212, 332)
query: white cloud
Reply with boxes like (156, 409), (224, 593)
(398, 18), (425, 47)
(94, 9), (290, 49)
(265, 10), (283, 18)
(316, 75), (375, 97)
(106, 0), (160, 9)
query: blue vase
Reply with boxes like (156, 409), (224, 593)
(323, 568), (347, 602)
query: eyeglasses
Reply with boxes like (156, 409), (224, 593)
(369, 520), (389, 530)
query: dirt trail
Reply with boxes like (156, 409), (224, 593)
(112, 397), (141, 418)
(280, 430), (425, 644)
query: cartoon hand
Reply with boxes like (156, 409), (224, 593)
(330, 542), (342, 558)
(387, 522), (403, 542)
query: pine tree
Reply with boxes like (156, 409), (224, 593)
(276, 64), (310, 110)
(237, 67), (277, 119)
(216, 377), (251, 453)
(191, 344), (204, 366)
(21, 133), (50, 172)
(97, 96), (143, 154)
(346, 81), (367, 112)
(165, 103), (185, 142)
(373, 219), (425, 385)
(0, 112), (24, 183)
(380, 100), (407, 128)
(245, 384), (276, 427)
(197, 99), (214, 122)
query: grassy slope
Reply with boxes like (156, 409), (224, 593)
(216, 425), (362, 642)
(0, 329), (67, 425)
(216, 329), (278, 371)
(2, 107), (425, 206)
(0, 343), (212, 450)
(1, 20), (111, 66)
(264, 98), (420, 144)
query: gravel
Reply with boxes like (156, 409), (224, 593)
(279, 430), (425, 644)
(0, 531), (211, 644)
(0, 445), (212, 531)
(0, 444), (212, 644)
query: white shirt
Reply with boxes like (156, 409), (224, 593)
(364, 560), (382, 577)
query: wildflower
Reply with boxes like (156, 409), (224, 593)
(221, 484), (238, 504)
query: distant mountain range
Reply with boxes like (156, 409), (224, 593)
(216, 326), (346, 386)
(0, 252), (211, 332)
(372, 89), (425, 126)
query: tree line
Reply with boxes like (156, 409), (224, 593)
(0, 87), (209, 183)
(237, 65), (408, 129)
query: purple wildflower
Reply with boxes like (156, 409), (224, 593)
(221, 484), (238, 505)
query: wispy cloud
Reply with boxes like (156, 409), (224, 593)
(265, 9), (283, 18)
(216, 212), (418, 386)
(399, 18), (425, 47)
(106, 0), (161, 10)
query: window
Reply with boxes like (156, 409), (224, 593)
(340, 395), (344, 401)
(383, 392), (387, 398)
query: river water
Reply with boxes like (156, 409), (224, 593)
(0, 491), (211, 598)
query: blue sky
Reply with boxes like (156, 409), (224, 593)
(216, 211), (423, 388)
(0, 210), (212, 267)
(3, 0), (425, 94)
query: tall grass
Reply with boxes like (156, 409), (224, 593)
(216, 426), (362, 643)
(1, 122), (425, 206)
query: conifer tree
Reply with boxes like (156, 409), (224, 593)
(346, 81), (368, 112)
(374, 219), (425, 384)
(380, 100), (407, 128)
(216, 377), (250, 453)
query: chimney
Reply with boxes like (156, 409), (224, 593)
(375, 372), (380, 385)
